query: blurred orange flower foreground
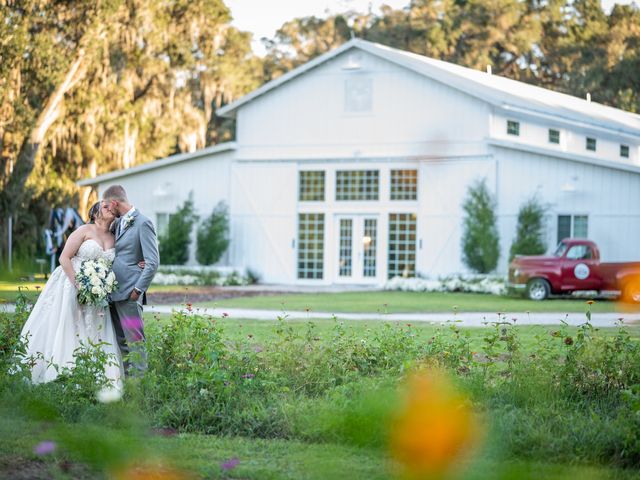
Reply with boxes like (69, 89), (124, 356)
(389, 369), (482, 479)
(112, 464), (193, 480)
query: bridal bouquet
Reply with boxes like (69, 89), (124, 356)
(76, 258), (118, 308)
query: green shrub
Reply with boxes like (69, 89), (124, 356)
(158, 195), (198, 265)
(509, 196), (547, 261)
(196, 201), (230, 265)
(461, 178), (500, 273)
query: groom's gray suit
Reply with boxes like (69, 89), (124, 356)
(110, 209), (159, 375)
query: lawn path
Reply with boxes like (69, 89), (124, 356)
(142, 304), (639, 327)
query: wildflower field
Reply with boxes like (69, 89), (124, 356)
(1, 292), (639, 479)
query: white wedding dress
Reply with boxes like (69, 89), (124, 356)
(19, 239), (124, 389)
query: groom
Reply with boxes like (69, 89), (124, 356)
(102, 185), (159, 375)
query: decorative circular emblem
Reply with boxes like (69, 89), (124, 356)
(574, 263), (590, 280)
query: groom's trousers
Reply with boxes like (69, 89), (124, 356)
(110, 298), (148, 376)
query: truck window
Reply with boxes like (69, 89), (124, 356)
(554, 242), (568, 257)
(566, 245), (592, 260)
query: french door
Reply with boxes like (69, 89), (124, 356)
(335, 215), (379, 283)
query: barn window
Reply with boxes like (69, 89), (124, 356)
(299, 171), (325, 201)
(336, 170), (379, 201)
(586, 137), (597, 151)
(620, 144), (630, 158)
(388, 213), (417, 279)
(344, 76), (372, 113)
(557, 215), (588, 244)
(390, 169), (418, 200)
(548, 129), (560, 144)
(507, 120), (520, 136)
(297, 213), (325, 279)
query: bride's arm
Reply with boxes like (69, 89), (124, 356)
(59, 226), (89, 286)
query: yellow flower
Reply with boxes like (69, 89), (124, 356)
(389, 369), (481, 478)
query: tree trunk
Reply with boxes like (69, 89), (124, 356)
(3, 51), (87, 211)
(0, 50), (87, 261)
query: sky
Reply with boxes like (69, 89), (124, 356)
(225, 0), (636, 56)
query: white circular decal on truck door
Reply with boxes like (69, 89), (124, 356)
(574, 263), (590, 280)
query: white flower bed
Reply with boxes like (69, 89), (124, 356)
(152, 272), (202, 286)
(384, 274), (507, 296)
(152, 265), (251, 286)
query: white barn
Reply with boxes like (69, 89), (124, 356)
(79, 39), (640, 286)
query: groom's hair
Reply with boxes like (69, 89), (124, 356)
(103, 185), (128, 202)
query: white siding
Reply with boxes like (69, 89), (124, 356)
(229, 162), (298, 283)
(235, 50), (491, 161)
(417, 157), (497, 276)
(491, 111), (639, 166)
(97, 150), (233, 265)
(494, 146), (640, 270)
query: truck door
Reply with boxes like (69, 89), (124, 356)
(561, 244), (601, 291)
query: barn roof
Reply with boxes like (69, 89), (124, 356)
(77, 142), (236, 187)
(218, 39), (640, 136)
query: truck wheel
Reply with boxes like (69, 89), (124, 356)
(527, 278), (550, 301)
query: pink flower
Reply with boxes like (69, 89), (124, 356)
(222, 312), (229, 318)
(121, 317), (143, 341)
(34, 441), (56, 456)
(221, 458), (240, 471)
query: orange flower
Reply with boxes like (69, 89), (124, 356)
(389, 369), (481, 478)
(586, 300), (594, 305)
(112, 465), (193, 480)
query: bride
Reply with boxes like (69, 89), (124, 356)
(19, 201), (127, 389)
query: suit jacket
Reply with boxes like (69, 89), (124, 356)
(111, 209), (159, 302)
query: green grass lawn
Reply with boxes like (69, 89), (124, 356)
(0, 280), (45, 302)
(200, 290), (621, 314)
(144, 313), (640, 353)
(2, 280), (628, 314)
(0, 280), (185, 302)
(1, 416), (636, 480)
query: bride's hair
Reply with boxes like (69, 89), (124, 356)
(88, 202), (101, 224)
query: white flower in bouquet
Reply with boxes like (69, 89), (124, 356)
(76, 259), (118, 308)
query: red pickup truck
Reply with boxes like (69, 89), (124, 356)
(508, 238), (640, 302)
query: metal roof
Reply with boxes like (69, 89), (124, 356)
(77, 142), (236, 187)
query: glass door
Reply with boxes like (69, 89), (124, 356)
(335, 215), (378, 283)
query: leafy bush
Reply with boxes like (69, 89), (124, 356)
(461, 178), (500, 273)
(196, 201), (230, 265)
(158, 195), (198, 265)
(509, 196), (547, 261)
